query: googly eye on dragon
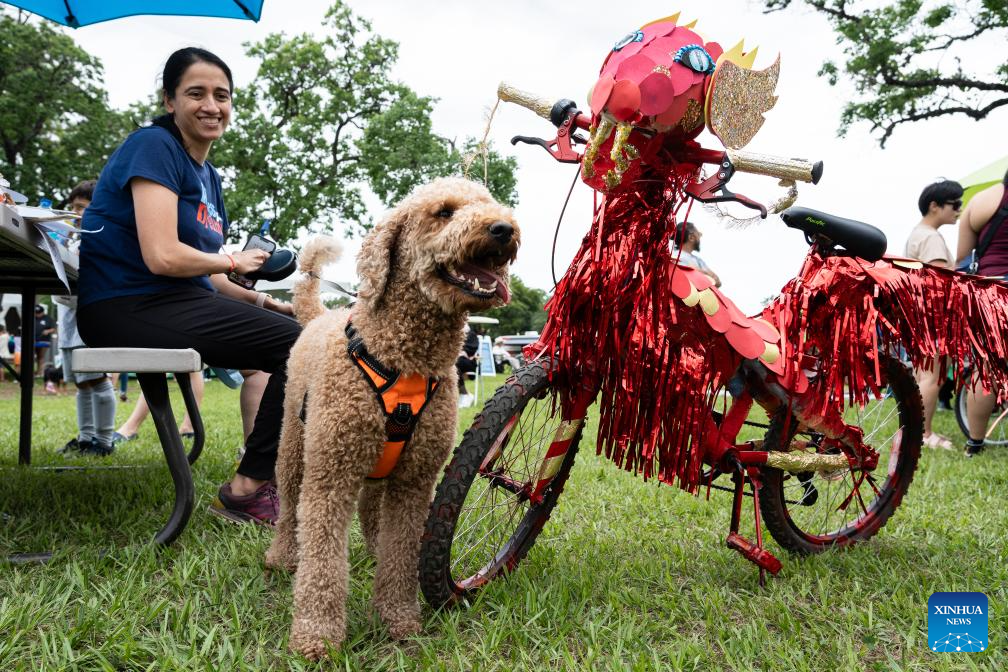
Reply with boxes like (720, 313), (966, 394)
(584, 12), (781, 191)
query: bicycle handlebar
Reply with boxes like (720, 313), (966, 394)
(497, 82), (553, 122)
(727, 149), (823, 185)
(498, 80), (823, 188)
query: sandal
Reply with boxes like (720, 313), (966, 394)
(111, 431), (137, 444)
(923, 432), (955, 451)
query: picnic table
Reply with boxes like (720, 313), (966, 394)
(0, 202), (79, 464)
(1, 202), (204, 556)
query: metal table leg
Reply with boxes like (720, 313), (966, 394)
(137, 372), (194, 546)
(19, 287), (35, 465)
(1, 357), (19, 383)
(175, 371), (205, 465)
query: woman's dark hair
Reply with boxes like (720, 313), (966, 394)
(150, 47), (234, 147)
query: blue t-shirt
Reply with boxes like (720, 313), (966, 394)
(78, 126), (229, 306)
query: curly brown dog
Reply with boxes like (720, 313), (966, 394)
(266, 177), (520, 659)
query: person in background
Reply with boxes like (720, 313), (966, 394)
(76, 47), (300, 525)
(905, 178), (963, 451)
(113, 371), (204, 443)
(118, 370), (129, 401)
(114, 368), (269, 452)
(4, 306), (21, 375)
(0, 324), (10, 383)
(33, 304), (56, 376)
(956, 167), (1008, 457)
(456, 324), (479, 396)
(54, 180), (118, 456)
(671, 221), (721, 287)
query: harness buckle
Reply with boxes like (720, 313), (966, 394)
(386, 402), (414, 440)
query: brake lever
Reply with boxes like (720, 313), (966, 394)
(684, 161), (769, 218)
(510, 113), (582, 164)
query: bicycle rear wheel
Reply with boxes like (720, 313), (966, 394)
(759, 356), (923, 555)
(954, 366), (1008, 445)
(419, 360), (583, 608)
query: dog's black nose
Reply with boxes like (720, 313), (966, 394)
(488, 221), (514, 244)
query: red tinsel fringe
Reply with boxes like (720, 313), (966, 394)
(533, 170), (741, 492)
(764, 254), (1008, 413)
(533, 191), (1008, 493)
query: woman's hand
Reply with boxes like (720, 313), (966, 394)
(263, 295), (295, 316)
(232, 248), (269, 274)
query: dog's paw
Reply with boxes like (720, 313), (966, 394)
(387, 616), (422, 641)
(264, 542), (298, 573)
(289, 620), (343, 660)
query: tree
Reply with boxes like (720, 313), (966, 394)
(214, 1), (518, 244)
(763, 1), (1008, 146)
(360, 96), (517, 211)
(483, 276), (548, 338)
(0, 13), (131, 202)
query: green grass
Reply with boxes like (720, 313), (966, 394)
(0, 375), (1004, 670)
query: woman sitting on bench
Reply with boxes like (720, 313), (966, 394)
(76, 48), (299, 526)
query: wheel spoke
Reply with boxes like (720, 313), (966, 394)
(444, 372), (570, 586)
(765, 359), (920, 548)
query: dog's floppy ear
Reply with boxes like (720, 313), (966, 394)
(356, 207), (405, 307)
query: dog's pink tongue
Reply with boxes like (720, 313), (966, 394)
(495, 280), (510, 303)
(458, 263), (510, 303)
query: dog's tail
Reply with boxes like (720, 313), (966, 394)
(291, 236), (344, 326)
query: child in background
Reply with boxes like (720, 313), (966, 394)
(0, 325), (9, 383)
(55, 180), (117, 456)
(43, 362), (65, 394)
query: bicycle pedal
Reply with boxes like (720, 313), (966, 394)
(725, 532), (782, 575)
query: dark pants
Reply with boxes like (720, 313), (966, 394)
(456, 355), (477, 392)
(78, 288), (301, 481)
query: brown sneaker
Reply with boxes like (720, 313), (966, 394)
(209, 481), (278, 526)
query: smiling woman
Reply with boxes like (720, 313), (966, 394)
(153, 50), (234, 165)
(75, 47), (302, 526)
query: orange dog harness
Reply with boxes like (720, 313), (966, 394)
(345, 322), (440, 479)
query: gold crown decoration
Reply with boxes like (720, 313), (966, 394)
(704, 40), (780, 149)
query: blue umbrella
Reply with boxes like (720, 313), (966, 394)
(3, 1), (263, 28)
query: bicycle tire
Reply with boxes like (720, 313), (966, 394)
(759, 355), (923, 555)
(419, 360), (582, 609)
(954, 366), (1008, 446)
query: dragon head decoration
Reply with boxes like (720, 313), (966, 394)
(583, 13), (780, 191)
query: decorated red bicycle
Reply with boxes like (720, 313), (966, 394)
(419, 14), (1008, 605)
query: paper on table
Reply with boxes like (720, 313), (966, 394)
(33, 218), (98, 236)
(15, 205), (79, 222)
(31, 222), (71, 292)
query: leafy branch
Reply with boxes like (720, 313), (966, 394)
(764, 0), (1008, 145)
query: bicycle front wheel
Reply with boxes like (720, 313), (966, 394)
(954, 366), (1008, 445)
(419, 361), (583, 608)
(759, 355), (923, 555)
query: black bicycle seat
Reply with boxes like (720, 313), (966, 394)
(781, 206), (887, 261)
(245, 248), (297, 281)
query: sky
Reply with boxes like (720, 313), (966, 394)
(14, 0), (1007, 313)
